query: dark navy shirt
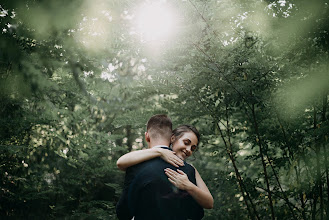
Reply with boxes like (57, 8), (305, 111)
(116, 148), (204, 220)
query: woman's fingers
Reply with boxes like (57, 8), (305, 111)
(171, 156), (184, 166)
(168, 159), (179, 167)
(168, 178), (175, 184)
(172, 160), (183, 167)
(164, 150), (183, 165)
(165, 171), (176, 181)
(176, 159), (184, 166)
(167, 158), (183, 167)
(168, 178), (179, 187)
(166, 173), (180, 187)
(165, 168), (176, 176)
(165, 168), (183, 174)
(169, 152), (183, 163)
(164, 168), (175, 173)
(164, 168), (184, 181)
(164, 168), (176, 174)
(165, 168), (190, 190)
(161, 150), (184, 167)
(176, 169), (186, 175)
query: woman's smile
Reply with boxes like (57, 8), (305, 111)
(172, 132), (198, 160)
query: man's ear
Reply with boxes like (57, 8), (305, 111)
(145, 132), (150, 142)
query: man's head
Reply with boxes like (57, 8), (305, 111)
(145, 114), (172, 146)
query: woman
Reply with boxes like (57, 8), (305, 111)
(117, 125), (214, 209)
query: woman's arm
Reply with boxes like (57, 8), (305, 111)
(165, 168), (214, 209)
(117, 148), (184, 171)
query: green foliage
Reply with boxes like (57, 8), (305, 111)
(1, 0), (329, 219)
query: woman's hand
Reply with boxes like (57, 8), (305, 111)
(158, 148), (184, 167)
(165, 167), (214, 209)
(164, 168), (193, 190)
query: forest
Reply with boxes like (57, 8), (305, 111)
(1, 0), (329, 219)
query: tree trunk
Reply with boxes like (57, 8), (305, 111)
(314, 106), (324, 220)
(126, 125), (133, 152)
(267, 155), (298, 220)
(323, 143), (329, 219)
(216, 122), (260, 220)
(321, 92), (329, 218)
(251, 104), (275, 220)
(296, 164), (307, 220)
(322, 92), (327, 121)
(276, 111), (305, 219)
(315, 146), (323, 220)
(312, 192), (318, 220)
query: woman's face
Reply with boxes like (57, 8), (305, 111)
(171, 132), (198, 160)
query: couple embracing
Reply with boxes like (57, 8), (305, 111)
(116, 114), (213, 220)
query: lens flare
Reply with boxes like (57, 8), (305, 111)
(135, 1), (177, 42)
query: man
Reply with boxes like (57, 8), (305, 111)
(116, 114), (204, 220)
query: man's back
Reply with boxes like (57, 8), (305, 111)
(116, 155), (204, 220)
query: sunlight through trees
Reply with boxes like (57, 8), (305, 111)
(1, 0), (329, 219)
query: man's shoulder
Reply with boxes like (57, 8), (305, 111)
(127, 158), (195, 180)
(126, 158), (165, 178)
(128, 157), (163, 170)
(132, 158), (195, 173)
(180, 161), (195, 173)
(183, 161), (194, 169)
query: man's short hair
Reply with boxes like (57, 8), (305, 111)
(146, 114), (172, 140)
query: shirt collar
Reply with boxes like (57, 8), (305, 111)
(152, 145), (170, 149)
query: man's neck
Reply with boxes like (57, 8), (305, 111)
(149, 141), (170, 148)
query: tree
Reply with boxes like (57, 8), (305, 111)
(1, 0), (328, 219)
